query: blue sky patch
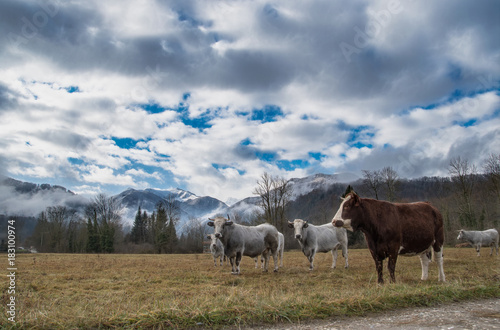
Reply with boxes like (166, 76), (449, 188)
(308, 152), (324, 161)
(249, 105), (284, 123)
(277, 159), (309, 171)
(68, 157), (84, 165)
(140, 103), (166, 114)
(65, 86), (80, 93)
(255, 150), (278, 162)
(453, 118), (478, 127)
(111, 137), (141, 149)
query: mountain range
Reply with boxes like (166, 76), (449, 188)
(0, 173), (358, 232)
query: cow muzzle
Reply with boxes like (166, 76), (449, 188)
(333, 219), (353, 231)
(295, 234), (302, 239)
(333, 220), (344, 227)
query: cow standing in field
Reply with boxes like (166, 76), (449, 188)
(207, 234), (225, 266)
(288, 219), (348, 271)
(457, 229), (499, 257)
(207, 216), (279, 275)
(255, 232), (285, 268)
(333, 191), (445, 284)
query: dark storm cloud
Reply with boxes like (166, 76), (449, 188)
(35, 129), (92, 151)
(0, 82), (20, 111)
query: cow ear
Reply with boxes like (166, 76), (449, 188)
(207, 220), (214, 227)
(206, 235), (211, 239)
(303, 221), (309, 228)
(352, 193), (360, 206)
(225, 220), (233, 226)
(287, 221), (294, 228)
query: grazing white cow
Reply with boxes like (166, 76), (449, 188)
(457, 229), (499, 257)
(207, 216), (279, 275)
(207, 234), (225, 266)
(288, 219), (348, 271)
(255, 232), (285, 268)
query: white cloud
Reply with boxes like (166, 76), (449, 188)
(0, 0), (499, 202)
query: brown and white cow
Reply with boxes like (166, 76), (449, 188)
(332, 191), (445, 284)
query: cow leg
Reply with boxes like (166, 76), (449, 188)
(331, 248), (338, 269)
(476, 244), (481, 257)
(229, 257), (237, 274)
(308, 249), (315, 271)
(213, 256), (217, 267)
(220, 255), (223, 266)
(342, 244), (349, 268)
(374, 257), (384, 284)
(434, 248), (446, 282)
(234, 252), (242, 275)
(254, 257), (259, 268)
(262, 249), (270, 272)
(279, 245), (284, 267)
(419, 250), (431, 280)
(272, 248), (278, 272)
(387, 253), (397, 283)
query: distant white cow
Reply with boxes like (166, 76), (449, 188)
(255, 232), (285, 268)
(457, 229), (499, 257)
(207, 234), (225, 266)
(207, 216), (279, 275)
(289, 219), (348, 271)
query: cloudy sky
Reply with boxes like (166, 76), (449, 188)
(1, 0), (499, 203)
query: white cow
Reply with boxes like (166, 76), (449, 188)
(289, 219), (348, 271)
(207, 234), (225, 266)
(255, 232), (285, 268)
(207, 216), (279, 275)
(457, 229), (499, 256)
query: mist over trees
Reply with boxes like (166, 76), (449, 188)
(4, 154), (498, 253)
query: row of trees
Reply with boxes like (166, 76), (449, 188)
(27, 194), (124, 253)
(22, 153), (500, 253)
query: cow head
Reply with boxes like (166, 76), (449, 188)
(207, 215), (233, 239)
(206, 233), (219, 249)
(288, 218), (308, 240)
(331, 192), (359, 231)
(457, 229), (465, 240)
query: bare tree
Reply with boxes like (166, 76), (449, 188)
(362, 169), (383, 200)
(483, 153), (500, 201)
(449, 157), (478, 227)
(253, 172), (292, 232)
(380, 166), (400, 202)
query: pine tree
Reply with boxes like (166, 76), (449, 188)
(165, 217), (178, 253)
(130, 206), (143, 244)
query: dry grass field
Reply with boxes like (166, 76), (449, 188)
(1, 248), (499, 329)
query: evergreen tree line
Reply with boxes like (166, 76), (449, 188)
(125, 197), (179, 254)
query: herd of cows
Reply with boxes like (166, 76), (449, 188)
(206, 191), (499, 284)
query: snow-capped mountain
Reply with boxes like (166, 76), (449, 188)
(114, 188), (228, 231)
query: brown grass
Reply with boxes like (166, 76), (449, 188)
(1, 249), (499, 329)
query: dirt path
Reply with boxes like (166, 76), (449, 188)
(246, 298), (500, 329)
